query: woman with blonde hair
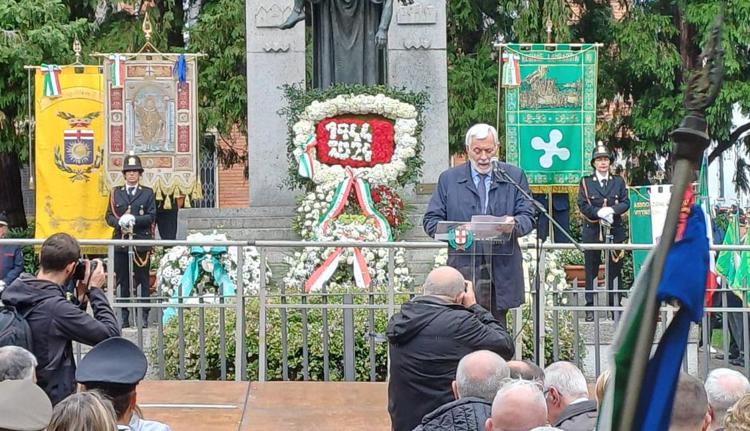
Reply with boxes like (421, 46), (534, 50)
(594, 369), (611, 410)
(724, 393), (750, 431)
(47, 391), (118, 431)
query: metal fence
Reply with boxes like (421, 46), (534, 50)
(2, 238), (749, 382)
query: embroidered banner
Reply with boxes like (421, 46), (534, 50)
(103, 54), (202, 208)
(34, 66), (110, 246)
(502, 44), (598, 192)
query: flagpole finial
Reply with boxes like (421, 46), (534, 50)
(671, 10), (725, 164)
(546, 17), (553, 43)
(142, 10), (153, 44)
(73, 36), (81, 64)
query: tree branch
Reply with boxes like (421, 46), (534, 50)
(707, 121), (750, 164)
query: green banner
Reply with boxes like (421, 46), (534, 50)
(628, 186), (653, 277)
(503, 44), (598, 191)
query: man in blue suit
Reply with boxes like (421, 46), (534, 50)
(423, 123), (536, 326)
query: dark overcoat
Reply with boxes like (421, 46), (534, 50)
(423, 162), (535, 310)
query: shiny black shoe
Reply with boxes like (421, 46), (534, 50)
(585, 311), (595, 322)
(141, 320), (149, 329)
(121, 321), (131, 329)
(730, 356), (745, 367)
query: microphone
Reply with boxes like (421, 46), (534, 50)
(490, 157), (506, 180)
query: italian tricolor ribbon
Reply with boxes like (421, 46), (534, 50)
(304, 247), (372, 293)
(297, 135), (316, 179)
(41, 64), (62, 97)
(317, 167), (392, 241)
(501, 52), (521, 88)
(109, 54), (125, 88)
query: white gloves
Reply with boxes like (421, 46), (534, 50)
(118, 214), (136, 229)
(597, 207), (615, 224)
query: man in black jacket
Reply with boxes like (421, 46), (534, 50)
(387, 266), (515, 431)
(414, 350), (510, 431)
(1, 233), (120, 405)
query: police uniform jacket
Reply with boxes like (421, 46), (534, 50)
(576, 174), (629, 243)
(105, 185), (157, 246)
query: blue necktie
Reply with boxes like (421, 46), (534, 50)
(478, 173), (488, 214)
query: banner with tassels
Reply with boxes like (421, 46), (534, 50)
(34, 66), (110, 250)
(102, 53), (202, 208)
(501, 43), (599, 192)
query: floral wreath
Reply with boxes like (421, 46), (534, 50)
(156, 233), (272, 321)
(282, 85), (427, 292)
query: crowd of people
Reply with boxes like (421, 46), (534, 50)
(387, 266), (750, 431)
(0, 232), (169, 430)
(0, 338), (171, 431)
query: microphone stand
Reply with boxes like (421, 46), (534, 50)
(492, 162), (583, 366)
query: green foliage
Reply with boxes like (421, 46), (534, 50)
(189, 0), (248, 167)
(157, 290), (411, 381)
(605, 1), (750, 184)
(559, 248), (584, 266)
(0, 0), (90, 158)
(518, 302), (583, 364)
(157, 289), (583, 380)
(280, 83), (429, 191)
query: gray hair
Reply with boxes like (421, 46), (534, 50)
(543, 361), (589, 400)
(464, 123), (498, 148)
(0, 345), (37, 381)
(705, 368), (750, 425)
(423, 266), (465, 298)
(455, 350), (510, 402)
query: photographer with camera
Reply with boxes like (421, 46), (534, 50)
(0, 233), (120, 405)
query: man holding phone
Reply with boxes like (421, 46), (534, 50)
(1, 232), (120, 405)
(386, 266), (515, 431)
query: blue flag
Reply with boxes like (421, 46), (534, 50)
(635, 205), (709, 430)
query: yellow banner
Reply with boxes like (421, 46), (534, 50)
(35, 66), (110, 248)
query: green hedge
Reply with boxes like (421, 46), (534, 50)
(157, 289), (583, 381)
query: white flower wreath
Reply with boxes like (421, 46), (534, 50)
(155, 232), (272, 298)
(291, 94), (419, 187)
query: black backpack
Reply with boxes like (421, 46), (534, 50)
(0, 303), (41, 351)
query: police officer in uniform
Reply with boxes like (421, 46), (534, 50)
(576, 144), (629, 321)
(76, 337), (172, 431)
(105, 154), (157, 328)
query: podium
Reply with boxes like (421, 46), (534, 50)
(435, 217), (515, 311)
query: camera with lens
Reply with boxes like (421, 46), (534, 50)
(72, 259), (102, 281)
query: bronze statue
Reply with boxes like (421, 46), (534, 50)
(279, 0), (412, 88)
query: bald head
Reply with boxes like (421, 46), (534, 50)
(423, 266), (465, 298)
(671, 373), (710, 431)
(486, 380), (548, 431)
(455, 350), (510, 402)
(508, 360), (545, 383)
(705, 368), (750, 429)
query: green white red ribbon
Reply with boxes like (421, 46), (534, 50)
(501, 52), (521, 88)
(317, 167), (392, 241)
(297, 134), (316, 179)
(41, 64), (62, 97)
(305, 247), (371, 292)
(305, 167), (390, 292)
(109, 54), (125, 88)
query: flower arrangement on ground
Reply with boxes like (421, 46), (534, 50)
(282, 84), (427, 293)
(155, 232), (272, 299)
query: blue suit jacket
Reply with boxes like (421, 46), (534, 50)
(0, 244), (23, 286)
(423, 162), (535, 310)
